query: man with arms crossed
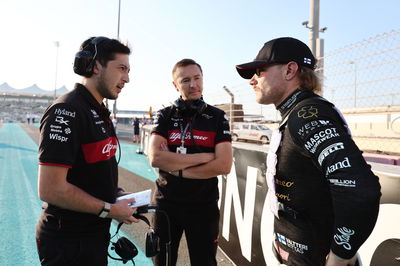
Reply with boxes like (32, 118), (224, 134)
(149, 58), (232, 266)
(236, 37), (381, 266)
(36, 36), (139, 266)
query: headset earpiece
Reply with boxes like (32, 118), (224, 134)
(145, 228), (160, 257)
(109, 237), (138, 263)
(173, 97), (207, 115)
(73, 36), (109, 77)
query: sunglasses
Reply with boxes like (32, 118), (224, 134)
(255, 67), (267, 77)
(255, 63), (286, 77)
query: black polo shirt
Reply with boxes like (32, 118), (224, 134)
(151, 104), (231, 204)
(37, 83), (118, 236)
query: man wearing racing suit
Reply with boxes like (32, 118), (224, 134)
(36, 36), (139, 265)
(149, 58), (233, 266)
(236, 37), (381, 266)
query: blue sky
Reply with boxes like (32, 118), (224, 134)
(1, 0), (399, 111)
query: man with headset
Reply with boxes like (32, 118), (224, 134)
(36, 36), (139, 265)
(149, 58), (233, 266)
(235, 37), (381, 265)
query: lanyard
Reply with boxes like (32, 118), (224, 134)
(180, 122), (190, 148)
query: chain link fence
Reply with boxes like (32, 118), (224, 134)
(320, 30), (400, 155)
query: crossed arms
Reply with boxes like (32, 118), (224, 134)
(148, 134), (232, 179)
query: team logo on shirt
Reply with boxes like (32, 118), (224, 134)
(275, 179), (294, 188)
(328, 179), (356, 187)
(167, 129), (215, 147)
(81, 137), (118, 163)
(297, 120), (332, 137)
(325, 157), (351, 176)
(334, 227), (354, 251)
(317, 142), (345, 165)
(276, 233), (309, 254)
(49, 133), (68, 143)
(55, 116), (69, 126)
(91, 109), (99, 118)
(50, 124), (62, 133)
(202, 114), (213, 119)
(297, 106), (318, 119)
(54, 108), (76, 118)
(304, 128), (340, 153)
(275, 192), (291, 201)
(280, 90), (302, 110)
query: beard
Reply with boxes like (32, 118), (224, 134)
(97, 73), (117, 100)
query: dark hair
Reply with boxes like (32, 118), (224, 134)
(298, 66), (321, 93)
(172, 58), (203, 77)
(80, 37), (130, 70)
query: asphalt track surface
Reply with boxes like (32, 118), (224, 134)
(0, 122), (234, 266)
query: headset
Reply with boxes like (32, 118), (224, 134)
(173, 96), (207, 116)
(73, 36), (109, 77)
(108, 205), (171, 265)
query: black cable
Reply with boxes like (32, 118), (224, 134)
(157, 209), (172, 266)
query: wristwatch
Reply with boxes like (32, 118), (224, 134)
(98, 202), (111, 218)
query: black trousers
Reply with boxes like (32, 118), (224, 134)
(36, 233), (110, 266)
(153, 201), (220, 266)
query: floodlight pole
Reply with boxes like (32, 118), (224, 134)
(54, 41), (60, 100)
(223, 86), (234, 130)
(112, 0), (121, 118)
(302, 0), (327, 96)
(106, 0), (121, 118)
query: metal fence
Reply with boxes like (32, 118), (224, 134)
(320, 30), (400, 155)
(321, 29), (400, 109)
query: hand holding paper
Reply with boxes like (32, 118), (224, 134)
(117, 189), (152, 208)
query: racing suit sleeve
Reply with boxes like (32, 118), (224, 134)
(288, 101), (381, 259)
(38, 103), (80, 167)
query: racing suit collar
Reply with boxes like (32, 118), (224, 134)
(277, 88), (316, 120)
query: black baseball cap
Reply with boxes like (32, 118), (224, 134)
(236, 37), (316, 79)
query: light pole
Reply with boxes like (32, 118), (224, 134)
(302, 0), (327, 95)
(54, 41), (60, 100)
(349, 61), (357, 108)
(223, 86), (234, 130)
(112, 0), (122, 118)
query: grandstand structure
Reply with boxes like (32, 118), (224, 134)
(0, 92), (53, 123)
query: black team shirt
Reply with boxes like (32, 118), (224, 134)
(37, 83), (118, 237)
(151, 104), (231, 204)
